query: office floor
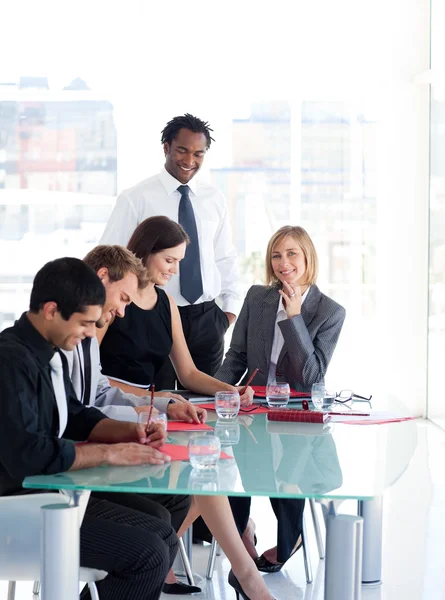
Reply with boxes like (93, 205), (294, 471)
(2, 419), (445, 600)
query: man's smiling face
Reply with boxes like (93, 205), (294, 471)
(164, 128), (207, 184)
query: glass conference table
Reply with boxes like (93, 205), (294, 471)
(23, 410), (419, 600)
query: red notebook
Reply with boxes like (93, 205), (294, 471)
(251, 386), (310, 399)
(267, 409), (330, 423)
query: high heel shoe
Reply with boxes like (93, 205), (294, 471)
(228, 570), (250, 600)
(228, 570), (276, 600)
(254, 535), (303, 573)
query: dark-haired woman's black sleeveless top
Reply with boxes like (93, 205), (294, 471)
(99, 287), (172, 387)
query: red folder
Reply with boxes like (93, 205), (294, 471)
(167, 421), (213, 432)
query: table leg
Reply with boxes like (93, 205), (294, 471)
(358, 497), (383, 586)
(40, 490), (90, 600)
(41, 502), (80, 600)
(324, 502), (363, 600)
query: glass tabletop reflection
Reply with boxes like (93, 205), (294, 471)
(23, 413), (419, 500)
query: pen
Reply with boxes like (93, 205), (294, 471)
(239, 368), (259, 396)
(146, 384), (155, 436)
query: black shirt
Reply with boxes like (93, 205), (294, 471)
(100, 286), (173, 386)
(0, 313), (107, 496)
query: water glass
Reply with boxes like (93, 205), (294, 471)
(322, 390), (335, 411)
(311, 383), (325, 410)
(215, 391), (240, 420)
(265, 382), (290, 408)
(188, 433), (221, 470)
(189, 467), (220, 492)
(138, 411), (167, 431)
(214, 418), (240, 446)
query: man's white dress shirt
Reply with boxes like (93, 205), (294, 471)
(267, 287), (310, 384)
(62, 337), (172, 422)
(100, 167), (242, 315)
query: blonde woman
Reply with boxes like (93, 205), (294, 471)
(216, 225), (346, 572)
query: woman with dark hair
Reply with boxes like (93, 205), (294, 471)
(98, 215), (250, 400)
(97, 216), (275, 600)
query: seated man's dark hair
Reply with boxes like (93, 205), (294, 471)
(29, 257), (106, 320)
(161, 113), (215, 149)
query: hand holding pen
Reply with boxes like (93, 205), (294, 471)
(236, 368), (260, 406)
(143, 384), (166, 448)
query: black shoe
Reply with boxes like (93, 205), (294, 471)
(254, 536), (303, 573)
(228, 569), (276, 600)
(162, 581), (202, 595)
(228, 570), (250, 600)
(254, 555), (284, 573)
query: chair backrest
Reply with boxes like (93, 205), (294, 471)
(0, 493), (69, 580)
(0, 493), (106, 584)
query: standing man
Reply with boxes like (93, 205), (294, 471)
(100, 114), (242, 389)
(0, 257), (177, 600)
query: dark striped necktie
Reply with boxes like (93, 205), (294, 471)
(177, 185), (203, 304)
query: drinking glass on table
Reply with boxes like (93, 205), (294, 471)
(322, 390), (335, 411)
(215, 391), (240, 420)
(188, 433), (221, 470)
(311, 383), (325, 410)
(265, 382), (290, 408)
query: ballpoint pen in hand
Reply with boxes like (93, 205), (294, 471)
(239, 368), (260, 396)
(146, 384), (155, 437)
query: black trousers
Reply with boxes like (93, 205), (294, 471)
(229, 496), (306, 564)
(80, 496), (178, 600)
(90, 491), (190, 533)
(154, 300), (229, 390)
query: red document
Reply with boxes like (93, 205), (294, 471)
(167, 421), (213, 432)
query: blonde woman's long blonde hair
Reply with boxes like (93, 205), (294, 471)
(265, 226), (319, 287)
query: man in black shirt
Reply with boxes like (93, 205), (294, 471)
(0, 258), (177, 600)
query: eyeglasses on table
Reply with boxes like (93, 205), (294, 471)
(334, 389), (373, 407)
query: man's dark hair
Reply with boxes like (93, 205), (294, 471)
(29, 257), (106, 320)
(161, 113), (215, 149)
(128, 216), (189, 264)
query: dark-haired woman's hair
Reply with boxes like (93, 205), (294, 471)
(127, 216), (189, 264)
(29, 257), (105, 320)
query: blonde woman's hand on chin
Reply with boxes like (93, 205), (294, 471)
(279, 280), (303, 318)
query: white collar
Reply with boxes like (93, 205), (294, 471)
(277, 286), (310, 314)
(159, 166), (198, 196)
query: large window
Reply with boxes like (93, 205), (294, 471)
(0, 0), (431, 414)
(428, 0), (445, 427)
